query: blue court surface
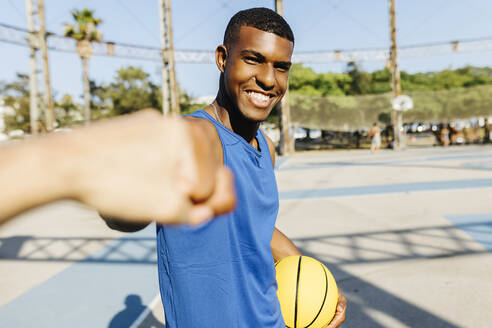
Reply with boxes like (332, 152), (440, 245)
(1, 145), (492, 327)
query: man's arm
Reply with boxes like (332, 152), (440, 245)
(263, 133), (301, 261)
(0, 109), (235, 226)
(271, 227), (302, 262)
(264, 133), (346, 328)
(0, 132), (74, 223)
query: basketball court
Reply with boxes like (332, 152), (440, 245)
(1, 145), (491, 327)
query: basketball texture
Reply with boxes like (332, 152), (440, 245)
(275, 256), (338, 328)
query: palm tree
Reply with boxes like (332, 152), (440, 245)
(64, 9), (102, 125)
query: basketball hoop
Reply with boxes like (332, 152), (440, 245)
(392, 95), (413, 111)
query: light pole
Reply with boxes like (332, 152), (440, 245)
(159, 0), (179, 115)
(275, 0), (293, 155)
(389, 0), (402, 150)
(25, 0), (40, 135)
(38, 0), (54, 131)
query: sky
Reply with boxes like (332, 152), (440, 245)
(1, 0), (492, 101)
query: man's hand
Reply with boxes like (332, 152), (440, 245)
(64, 109), (235, 225)
(0, 109), (235, 225)
(325, 288), (347, 328)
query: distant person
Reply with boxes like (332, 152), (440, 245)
(449, 124), (457, 144)
(484, 118), (490, 144)
(369, 122), (381, 152)
(441, 124), (450, 147)
(0, 109), (235, 226)
(383, 124), (394, 149)
(354, 129), (361, 149)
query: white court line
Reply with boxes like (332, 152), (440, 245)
(129, 294), (161, 328)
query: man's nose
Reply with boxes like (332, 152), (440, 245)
(256, 64), (275, 91)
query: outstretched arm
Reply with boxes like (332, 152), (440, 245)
(0, 109), (235, 226)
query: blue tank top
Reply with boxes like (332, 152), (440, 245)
(156, 110), (284, 328)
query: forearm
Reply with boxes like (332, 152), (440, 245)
(271, 227), (301, 262)
(0, 135), (76, 224)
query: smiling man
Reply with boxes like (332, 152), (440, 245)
(154, 8), (346, 328)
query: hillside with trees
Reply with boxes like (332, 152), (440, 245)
(288, 64), (492, 130)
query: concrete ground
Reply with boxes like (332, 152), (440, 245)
(1, 145), (491, 327)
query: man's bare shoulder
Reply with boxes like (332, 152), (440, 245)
(182, 115), (215, 130)
(183, 116), (223, 164)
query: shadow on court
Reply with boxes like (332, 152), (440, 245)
(1, 220), (490, 327)
(290, 220), (492, 328)
(0, 236), (157, 264)
(298, 246), (461, 328)
(291, 221), (492, 266)
(2, 221), (490, 264)
(108, 295), (164, 328)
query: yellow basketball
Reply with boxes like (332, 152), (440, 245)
(275, 256), (338, 328)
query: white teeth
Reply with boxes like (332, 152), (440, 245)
(248, 91), (269, 102)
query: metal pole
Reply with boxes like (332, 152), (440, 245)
(25, 0), (39, 136)
(159, 0), (171, 115)
(164, 0), (179, 114)
(82, 56), (91, 125)
(275, 0), (283, 15)
(389, 0), (402, 150)
(275, 0), (293, 155)
(37, 0), (54, 131)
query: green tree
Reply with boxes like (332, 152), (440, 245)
(89, 79), (113, 120)
(370, 69), (392, 94)
(95, 66), (160, 116)
(461, 66), (492, 87)
(346, 61), (372, 95)
(377, 112), (392, 125)
(289, 64), (348, 96)
(400, 66), (492, 91)
(0, 74), (37, 133)
(178, 92), (208, 116)
(54, 94), (83, 127)
(64, 8), (102, 125)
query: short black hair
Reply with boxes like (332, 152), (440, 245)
(223, 7), (294, 48)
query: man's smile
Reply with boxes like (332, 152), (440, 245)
(244, 90), (276, 109)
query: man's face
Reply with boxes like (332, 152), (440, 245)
(221, 26), (294, 122)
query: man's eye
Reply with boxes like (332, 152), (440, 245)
(275, 65), (290, 72)
(244, 57), (259, 64)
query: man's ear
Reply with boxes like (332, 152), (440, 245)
(215, 45), (228, 73)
